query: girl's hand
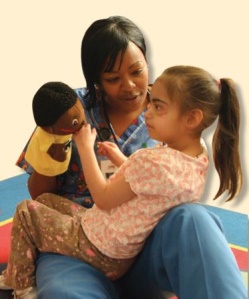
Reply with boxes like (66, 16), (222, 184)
(97, 141), (127, 167)
(73, 123), (97, 151)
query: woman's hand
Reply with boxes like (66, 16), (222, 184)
(97, 141), (127, 167)
(73, 123), (97, 151)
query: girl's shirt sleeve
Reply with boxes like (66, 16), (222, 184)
(123, 147), (208, 203)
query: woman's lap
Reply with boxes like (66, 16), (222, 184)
(36, 253), (120, 299)
(118, 203), (246, 298)
(35, 203), (247, 299)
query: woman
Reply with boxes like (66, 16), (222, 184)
(16, 16), (246, 299)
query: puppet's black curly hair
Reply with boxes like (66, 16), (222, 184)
(33, 82), (77, 127)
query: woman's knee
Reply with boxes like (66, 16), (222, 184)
(36, 253), (119, 299)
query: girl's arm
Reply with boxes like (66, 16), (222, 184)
(73, 124), (135, 210)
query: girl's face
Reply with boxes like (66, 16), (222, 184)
(145, 77), (188, 146)
(100, 42), (149, 113)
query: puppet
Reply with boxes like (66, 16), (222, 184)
(25, 82), (85, 176)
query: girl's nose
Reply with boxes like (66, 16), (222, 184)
(145, 103), (152, 118)
(146, 102), (152, 111)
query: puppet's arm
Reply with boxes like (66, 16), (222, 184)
(28, 171), (57, 199)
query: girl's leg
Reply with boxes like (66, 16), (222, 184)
(3, 198), (84, 290)
(4, 195), (132, 290)
(35, 193), (134, 280)
(35, 192), (86, 218)
(33, 194), (124, 299)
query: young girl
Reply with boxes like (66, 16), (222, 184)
(0, 65), (243, 299)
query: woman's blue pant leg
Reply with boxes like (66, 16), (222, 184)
(36, 253), (120, 299)
(118, 203), (247, 299)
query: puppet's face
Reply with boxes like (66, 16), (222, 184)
(50, 98), (86, 135)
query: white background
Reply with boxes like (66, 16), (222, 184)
(0, 1), (248, 215)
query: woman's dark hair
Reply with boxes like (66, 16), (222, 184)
(160, 65), (242, 201)
(81, 16), (147, 108)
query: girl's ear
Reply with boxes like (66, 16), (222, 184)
(186, 109), (203, 129)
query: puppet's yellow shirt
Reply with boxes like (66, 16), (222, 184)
(25, 127), (72, 176)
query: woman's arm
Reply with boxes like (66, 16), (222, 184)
(73, 124), (135, 210)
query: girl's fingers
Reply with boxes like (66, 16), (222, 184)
(83, 123), (90, 129)
(102, 141), (117, 149)
(104, 141), (116, 146)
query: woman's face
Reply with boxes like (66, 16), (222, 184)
(100, 42), (149, 113)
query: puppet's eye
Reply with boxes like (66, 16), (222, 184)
(72, 119), (79, 126)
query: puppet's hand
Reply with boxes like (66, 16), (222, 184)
(47, 143), (68, 162)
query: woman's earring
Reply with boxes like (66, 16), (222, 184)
(94, 83), (100, 90)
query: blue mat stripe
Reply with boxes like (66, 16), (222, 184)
(0, 173), (30, 221)
(206, 205), (248, 249)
